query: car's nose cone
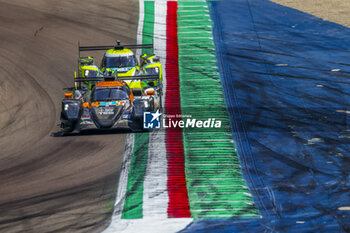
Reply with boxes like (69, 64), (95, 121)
(91, 105), (124, 128)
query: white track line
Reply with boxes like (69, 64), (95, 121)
(142, 0), (169, 218)
(105, 218), (193, 233)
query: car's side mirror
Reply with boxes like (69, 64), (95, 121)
(144, 88), (155, 96)
(64, 93), (73, 99)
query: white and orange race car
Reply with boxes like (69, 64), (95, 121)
(60, 75), (161, 133)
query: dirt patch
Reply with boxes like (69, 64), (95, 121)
(272, 0), (350, 27)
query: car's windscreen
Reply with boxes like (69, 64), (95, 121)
(106, 56), (137, 68)
(93, 88), (129, 101)
(146, 67), (159, 75)
(84, 70), (100, 84)
(84, 69), (99, 78)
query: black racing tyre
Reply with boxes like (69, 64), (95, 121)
(130, 117), (144, 132)
(61, 120), (79, 133)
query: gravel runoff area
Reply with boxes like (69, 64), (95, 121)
(272, 0), (350, 27)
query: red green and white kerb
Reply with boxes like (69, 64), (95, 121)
(104, 1), (259, 232)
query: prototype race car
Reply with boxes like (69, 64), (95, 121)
(76, 56), (103, 90)
(78, 41), (163, 90)
(140, 54), (163, 88)
(60, 75), (161, 133)
(101, 47), (138, 77)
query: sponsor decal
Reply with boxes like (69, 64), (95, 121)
(99, 102), (117, 106)
(98, 107), (114, 115)
(116, 67), (133, 73)
(99, 101), (129, 107)
(122, 114), (131, 119)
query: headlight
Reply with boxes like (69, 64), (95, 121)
(144, 101), (149, 109)
(64, 102), (78, 111)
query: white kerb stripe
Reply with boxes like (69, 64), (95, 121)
(142, 0), (168, 218)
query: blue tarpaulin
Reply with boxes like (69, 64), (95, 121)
(182, 0), (350, 232)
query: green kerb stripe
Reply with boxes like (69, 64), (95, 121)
(121, 0), (154, 219)
(177, 1), (260, 219)
(142, 1), (155, 55)
(121, 133), (149, 219)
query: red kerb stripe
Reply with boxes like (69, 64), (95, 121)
(165, 1), (191, 218)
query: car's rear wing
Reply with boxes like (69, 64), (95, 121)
(74, 75), (160, 83)
(73, 75), (160, 89)
(78, 40), (153, 56)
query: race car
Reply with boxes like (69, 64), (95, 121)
(140, 54), (163, 87)
(101, 47), (138, 77)
(76, 56), (103, 90)
(60, 75), (161, 133)
(78, 41), (162, 90)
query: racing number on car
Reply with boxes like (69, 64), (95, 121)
(98, 107), (114, 115)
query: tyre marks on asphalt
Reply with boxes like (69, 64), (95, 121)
(0, 0), (136, 232)
(110, 133), (134, 218)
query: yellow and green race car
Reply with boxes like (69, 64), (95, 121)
(78, 41), (163, 92)
(140, 54), (163, 88)
(76, 56), (103, 90)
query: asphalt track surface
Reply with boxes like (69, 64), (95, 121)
(0, 1), (137, 232)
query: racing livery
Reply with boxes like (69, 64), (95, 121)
(76, 56), (103, 90)
(140, 54), (163, 88)
(78, 41), (163, 90)
(60, 76), (161, 133)
(59, 41), (163, 134)
(101, 48), (138, 77)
